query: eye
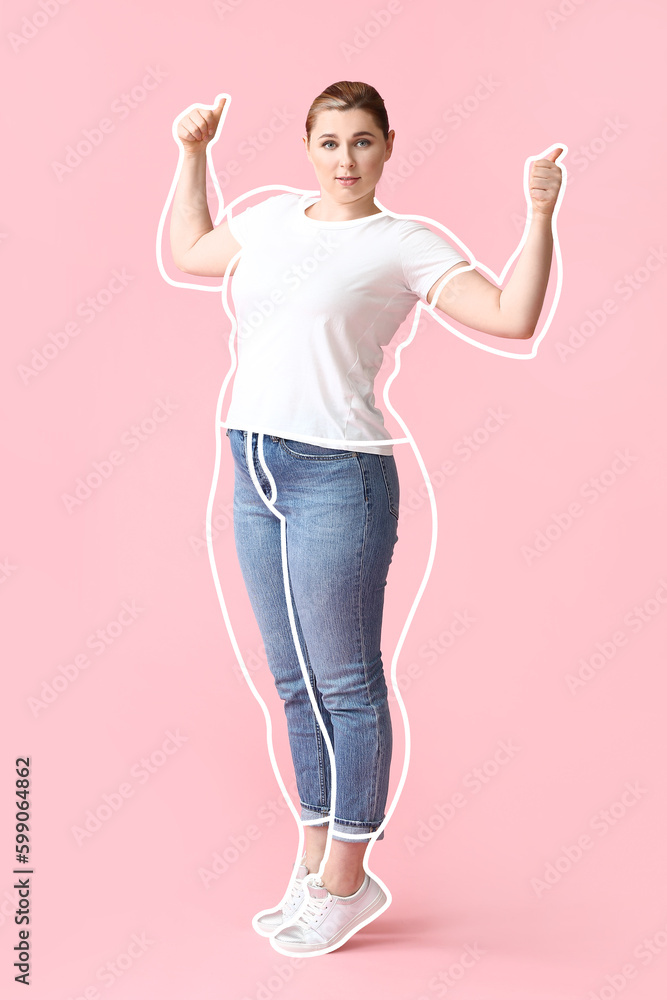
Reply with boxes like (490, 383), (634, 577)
(320, 139), (372, 149)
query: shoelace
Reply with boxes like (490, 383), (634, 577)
(281, 868), (308, 914)
(293, 876), (332, 925)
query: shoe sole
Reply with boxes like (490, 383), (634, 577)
(269, 885), (389, 956)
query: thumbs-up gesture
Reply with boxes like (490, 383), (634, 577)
(176, 95), (227, 156)
(528, 147), (564, 217)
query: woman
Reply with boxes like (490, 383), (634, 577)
(166, 80), (563, 957)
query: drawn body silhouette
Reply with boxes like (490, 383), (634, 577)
(157, 91), (566, 947)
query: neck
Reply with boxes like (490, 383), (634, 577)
(305, 189), (381, 222)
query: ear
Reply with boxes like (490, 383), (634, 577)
(302, 135), (311, 162)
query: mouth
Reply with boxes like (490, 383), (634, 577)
(336, 176), (359, 185)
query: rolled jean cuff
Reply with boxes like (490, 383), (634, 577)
(332, 818), (385, 842)
(300, 805), (385, 841)
(300, 804), (330, 825)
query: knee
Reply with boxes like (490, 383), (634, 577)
(319, 670), (390, 715)
(272, 672), (311, 707)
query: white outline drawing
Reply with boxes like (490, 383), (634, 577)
(156, 93), (567, 953)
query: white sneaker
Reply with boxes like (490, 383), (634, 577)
(252, 857), (310, 937)
(269, 872), (390, 956)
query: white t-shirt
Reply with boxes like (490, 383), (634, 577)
(224, 191), (468, 455)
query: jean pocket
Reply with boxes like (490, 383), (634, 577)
(226, 428), (248, 469)
(378, 455), (400, 519)
(279, 438), (357, 460)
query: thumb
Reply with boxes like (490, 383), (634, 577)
(544, 147), (564, 162)
(212, 95), (227, 122)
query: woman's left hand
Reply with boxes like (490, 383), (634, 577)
(529, 148), (564, 217)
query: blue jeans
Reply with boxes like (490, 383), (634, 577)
(227, 428), (400, 842)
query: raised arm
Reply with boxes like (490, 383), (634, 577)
(425, 146), (566, 342)
(156, 94), (243, 287)
(170, 150), (242, 277)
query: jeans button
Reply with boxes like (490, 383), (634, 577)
(271, 436), (279, 442)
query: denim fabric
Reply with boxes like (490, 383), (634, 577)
(226, 428), (399, 842)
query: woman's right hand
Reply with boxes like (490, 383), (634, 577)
(176, 96), (227, 156)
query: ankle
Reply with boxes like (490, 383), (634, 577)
(321, 871), (365, 897)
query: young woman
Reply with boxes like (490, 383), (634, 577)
(166, 80), (563, 957)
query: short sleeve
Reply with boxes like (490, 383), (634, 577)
(227, 200), (265, 247)
(398, 221), (468, 303)
(227, 193), (288, 247)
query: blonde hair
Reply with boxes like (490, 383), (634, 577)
(305, 81), (390, 143)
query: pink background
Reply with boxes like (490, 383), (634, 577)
(3, 0), (667, 997)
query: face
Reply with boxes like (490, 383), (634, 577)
(303, 107), (394, 203)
